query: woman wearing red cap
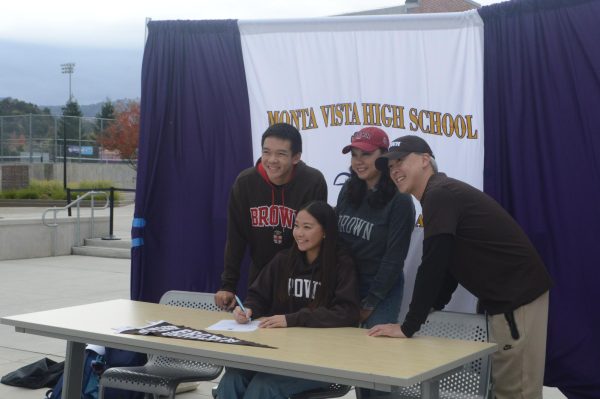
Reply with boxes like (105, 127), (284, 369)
(336, 126), (415, 397)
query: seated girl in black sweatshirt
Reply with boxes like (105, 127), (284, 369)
(216, 200), (360, 399)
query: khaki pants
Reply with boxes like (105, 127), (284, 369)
(489, 291), (549, 399)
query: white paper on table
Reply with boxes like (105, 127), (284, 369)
(206, 319), (260, 332)
(112, 320), (166, 333)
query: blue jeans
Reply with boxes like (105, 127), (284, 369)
(359, 272), (404, 328)
(358, 273), (404, 398)
(216, 367), (331, 399)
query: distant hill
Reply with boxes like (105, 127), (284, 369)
(44, 103), (100, 117)
(43, 99), (138, 117)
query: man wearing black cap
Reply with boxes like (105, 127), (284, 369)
(368, 135), (552, 399)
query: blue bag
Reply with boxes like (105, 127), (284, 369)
(45, 349), (102, 399)
(45, 347), (146, 399)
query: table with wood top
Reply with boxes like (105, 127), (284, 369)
(1, 299), (496, 399)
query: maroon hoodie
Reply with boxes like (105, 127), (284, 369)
(244, 248), (360, 327)
(221, 160), (327, 292)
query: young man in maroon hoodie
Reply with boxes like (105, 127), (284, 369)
(215, 123), (327, 310)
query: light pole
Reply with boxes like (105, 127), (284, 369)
(61, 62), (75, 101)
(60, 62), (75, 190)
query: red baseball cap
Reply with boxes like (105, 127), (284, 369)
(342, 127), (390, 154)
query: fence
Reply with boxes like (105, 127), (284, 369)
(0, 114), (124, 164)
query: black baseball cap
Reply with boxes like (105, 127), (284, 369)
(375, 135), (434, 171)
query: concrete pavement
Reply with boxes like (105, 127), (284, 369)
(0, 255), (221, 399)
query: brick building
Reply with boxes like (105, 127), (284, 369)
(407, 0), (480, 13)
(341, 0), (480, 16)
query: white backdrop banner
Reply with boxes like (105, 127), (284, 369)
(239, 11), (484, 319)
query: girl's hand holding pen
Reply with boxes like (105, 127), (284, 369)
(233, 306), (253, 324)
(234, 294), (252, 323)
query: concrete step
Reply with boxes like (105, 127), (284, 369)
(84, 237), (131, 249)
(72, 245), (131, 259)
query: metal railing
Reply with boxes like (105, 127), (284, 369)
(42, 191), (109, 256)
(66, 187), (135, 240)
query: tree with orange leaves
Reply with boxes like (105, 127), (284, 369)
(97, 101), (140, 170)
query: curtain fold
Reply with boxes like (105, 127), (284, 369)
(479, 1), (600, 397)
(132, 20), (253, 303)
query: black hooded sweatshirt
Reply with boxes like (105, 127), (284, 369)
(243, 248), (360, 328)
(221, 160), (327, 292)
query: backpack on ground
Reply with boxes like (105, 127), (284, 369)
(0, 357), (64, 389)
(44, 348), (104, 399)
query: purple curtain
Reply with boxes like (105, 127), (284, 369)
(131, 20), (253, 303)
(479, 1), (600, 397)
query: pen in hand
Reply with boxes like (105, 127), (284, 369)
(234, 295), (252, 322)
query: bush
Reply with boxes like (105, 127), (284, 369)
(0, 180), (122, 201)
(1, 191), (17, 199)
(29, 180), (66, 200)
(15, 189), (39, 199)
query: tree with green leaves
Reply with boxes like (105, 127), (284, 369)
(96, 99), (115, 119)
(0, 98), (54, 159)
(61, 99), (83, 141)
(95, 99), (115, 134)
(0, 97), (51, 116)
(62, 99), (82, 117)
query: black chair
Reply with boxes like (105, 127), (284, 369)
(380, 311), (492, 399)
(98, 291), (224, 399)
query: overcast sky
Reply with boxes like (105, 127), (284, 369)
(1, 0), (505, 48)
(1, 0), (507, 106)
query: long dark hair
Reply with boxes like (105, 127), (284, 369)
(345, 152), (397, 209)
(276, 200), (339, 308)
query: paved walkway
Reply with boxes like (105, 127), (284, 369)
(0, 205), (565, 399)
(0, 254), (226, 399)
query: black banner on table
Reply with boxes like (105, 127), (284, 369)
(118, 321), (276, 349)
